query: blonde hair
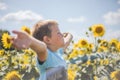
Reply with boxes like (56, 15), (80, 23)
(32, 20), (58, 41)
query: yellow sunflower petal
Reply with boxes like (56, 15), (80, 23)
(110, 70), (120, 80)
(1, 33), (12, 49)
(4, 71), (21, 80)
(21, 26), (31, 35)
(78, 39), (88, 48)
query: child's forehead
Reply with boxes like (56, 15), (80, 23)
(51, 26), (60, 32)
(50, 25), (60, 31)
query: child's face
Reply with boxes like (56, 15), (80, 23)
(49, 25), (64, 49)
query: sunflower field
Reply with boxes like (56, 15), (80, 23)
(0, 27), (39, 80)
(0, 24), (120, 80)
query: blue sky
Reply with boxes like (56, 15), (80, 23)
(0, 0), (120, 42)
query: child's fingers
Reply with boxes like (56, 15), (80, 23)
(10, 36), (14, 44)
(12, 30), (21, 35)
(10, 36), (28, 49)
(10, 36), (15, 40)
(10, 36), (19, 48)
(12, 30), (27, 38)
(11, 39), (21, 49)
(63, 33), (68, 37)
(10, 36), (16, 48)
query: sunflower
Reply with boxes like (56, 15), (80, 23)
(21, 26), (31, 35)
(0, 49), (4, 56)
(78, 49), (86, 55)
(110, 70), (120, 80)
(87, 43), (94, 53)
(67, 66), (77, 80)
(23, 49), (36, 56)
(86, 60), (91, 65)
(109, 39), (119, 47)
(1, 33), (12, 49)
(73, 43), (79, 49)
(19, 54), (30, 69)
(69, 49), (79, 59)
(93, 76), (99, 80)
(4, 71), (21, 80)
(100, 59), (104, 66)
(91, 24), (105, 37)
(88, 43), (94, 50)
(99, 40), (109, 52)
(104, 59), (109, 65)
(117, 42), (120, 52)
(78, 39), (88, 48)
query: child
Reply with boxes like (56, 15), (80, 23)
(11, 20), (73, 80)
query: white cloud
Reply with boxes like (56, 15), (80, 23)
(104, 30), (120, 41)
(0, 10), (43, 22)
(67, 16), (87, 23)
(0, 2), (7, 10)
(118, 0), (120, 4)
(103, 9), (120, 25)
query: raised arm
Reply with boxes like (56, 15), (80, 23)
(63, 33), (73, 51)
(11, 30), (47, 62)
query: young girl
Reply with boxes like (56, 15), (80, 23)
(11, 20), (73, 80)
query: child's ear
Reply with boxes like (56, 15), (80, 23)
(43, 36), (50, 44)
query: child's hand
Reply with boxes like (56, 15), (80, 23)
(11, 30), (47, 61)
(63, 32), (73, 51)
(11, 30), (32, 49)
(63, 33), (68, 37)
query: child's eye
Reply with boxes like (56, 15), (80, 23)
(57, 32), (62, 35)
(57, 32), (60, 34)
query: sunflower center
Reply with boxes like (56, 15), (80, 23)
(7, 38), (11, 44)
(103, 42), (108, 47)
(81, 41), (87, 45)
(95, 27), (103, 33)
(89, 44), (92, 48)
(112, 42), (116, 47)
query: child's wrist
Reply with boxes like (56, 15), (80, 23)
(29, 36), (35, 48)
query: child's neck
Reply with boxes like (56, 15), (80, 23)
(47, 46), (58, 52)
